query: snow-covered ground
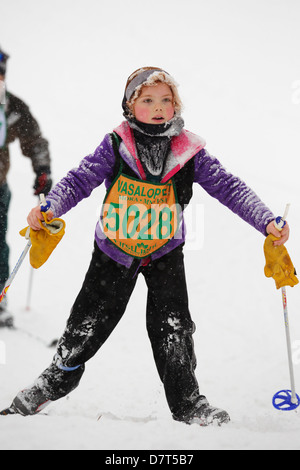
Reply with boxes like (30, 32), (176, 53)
(1, 0), (300, 450)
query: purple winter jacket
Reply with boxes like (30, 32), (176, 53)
(47, 121), (275, 268)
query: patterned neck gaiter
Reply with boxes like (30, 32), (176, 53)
(127, 115), (184, 179)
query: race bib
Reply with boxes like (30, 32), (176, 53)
(0, 106), (7, 148)
(101, 173), (180, 258)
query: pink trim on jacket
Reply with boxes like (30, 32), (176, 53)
(113, 121), (206, 181)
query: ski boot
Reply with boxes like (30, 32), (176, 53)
(174, 396), (230, 427)
(0, 386), (51, 416)
(0, 298), (14, 328)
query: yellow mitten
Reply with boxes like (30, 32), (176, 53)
(264, 234), (299, 289)
(20, 213), (65, 269)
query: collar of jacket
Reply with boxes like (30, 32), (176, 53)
(0, 92), (8, 112)
(2, 91), (15, 114)
(113, 120), (206, 183)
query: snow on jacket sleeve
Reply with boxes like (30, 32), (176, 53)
(194, 148), (275, 235)
(46, 134), (115, 218)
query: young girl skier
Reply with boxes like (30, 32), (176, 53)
(0, 67), (290, 425)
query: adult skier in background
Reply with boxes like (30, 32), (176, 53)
(0, 46), (52, 327)
(0, 66), (292, 426)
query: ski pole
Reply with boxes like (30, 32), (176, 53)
(0, 228), (31, 305)
(25, 267), (34, 311)
(272, 204), (300, 411)
(0, 194), (51, 307)
(25, 194), (50, 311)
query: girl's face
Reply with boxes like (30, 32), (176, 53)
(132, 82), (175, 124)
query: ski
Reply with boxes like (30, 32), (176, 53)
(13, 325), (58, 348)
(0, 406), (17, 416)
(0, 320), (58, 348)
(0, 310), (14, 328)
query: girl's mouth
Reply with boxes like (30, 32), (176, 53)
(152, 116), (164, 122)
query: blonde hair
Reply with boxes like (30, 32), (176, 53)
(125, 67), (183, 116)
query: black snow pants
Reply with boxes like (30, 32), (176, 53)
(36, 243), (201, 420)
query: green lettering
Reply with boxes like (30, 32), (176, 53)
(128, 183), (135, 196)
(154, 188), (161, 198)
(134, 186), (141, 197)
(120, 182), (127, 194)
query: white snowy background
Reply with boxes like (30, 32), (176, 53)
(1, 0), (300, 450)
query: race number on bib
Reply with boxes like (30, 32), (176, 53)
(101, 173), (180, 258)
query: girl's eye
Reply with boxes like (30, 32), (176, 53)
(140, 97), (172, 104)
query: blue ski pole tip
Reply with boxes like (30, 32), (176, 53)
(272, 390), (300, 411)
